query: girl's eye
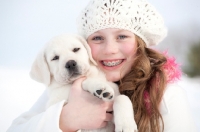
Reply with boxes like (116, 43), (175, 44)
(52, 55), (59, 61)
(118, 35), (127, 39)
(92, 36), (103, 41)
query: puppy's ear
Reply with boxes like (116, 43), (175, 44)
(30, 50), (51, 86)
(77, 35), (97, 65)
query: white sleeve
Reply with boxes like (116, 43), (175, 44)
(160, 83), (197, 132)
(7, 90), (65, 132)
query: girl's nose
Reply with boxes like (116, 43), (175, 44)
(103, 40), (119, 55)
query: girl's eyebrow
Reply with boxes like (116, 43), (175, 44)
(114, 29), (126, 34)
(91, 31), (101, 35)
(96, 29), (126, 34)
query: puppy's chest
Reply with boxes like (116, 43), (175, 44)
(48, 85), (71, 103)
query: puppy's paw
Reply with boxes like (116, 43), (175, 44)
(93, 84), (114, 101)
(114, 95), (138, 132)
(82, 78), (114, 101)
(115, 122), (137, 132)
(115, 115), (137, 132)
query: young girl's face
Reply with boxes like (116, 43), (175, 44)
(87, 28), (137, 82)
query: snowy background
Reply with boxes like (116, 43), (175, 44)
(0, 0), (200, 131)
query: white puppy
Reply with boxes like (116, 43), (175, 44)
(30, 34), (137, 132)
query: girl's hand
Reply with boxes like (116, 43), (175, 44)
(59, 77), (113, 132)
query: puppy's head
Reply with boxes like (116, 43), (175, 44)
(30, 34), (96, 86)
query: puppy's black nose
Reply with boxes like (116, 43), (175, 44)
(65, 60), (77, 70)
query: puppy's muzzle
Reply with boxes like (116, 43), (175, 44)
(65, 60), (77, 70)
(65, 60), (80, 77)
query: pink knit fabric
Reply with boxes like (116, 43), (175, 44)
(144, 90), (151, 115)
(163, 52), (182, 83)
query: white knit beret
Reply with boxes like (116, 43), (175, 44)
(77, 0), (167, 46)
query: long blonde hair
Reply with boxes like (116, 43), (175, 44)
(119, 36), (167, 132)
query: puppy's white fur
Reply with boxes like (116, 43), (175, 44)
(30, 34), (137, 132)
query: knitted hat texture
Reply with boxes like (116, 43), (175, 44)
(77, 0), (167, 46)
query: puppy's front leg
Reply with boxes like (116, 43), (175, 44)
(82, 78), (115, 101)
(113, 95), (138, 132)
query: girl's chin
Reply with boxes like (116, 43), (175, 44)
(105, 73), (121, 82)
(98, 64), (126, 81)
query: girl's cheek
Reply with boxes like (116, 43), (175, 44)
(89, 44), (99, 59)
(122, 45), (136, 55)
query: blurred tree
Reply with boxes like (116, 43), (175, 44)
(184, 41), (200, 77)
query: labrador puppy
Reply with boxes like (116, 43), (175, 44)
(30, 34), (137, 132)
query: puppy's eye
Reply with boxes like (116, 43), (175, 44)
(73, 48), (80, 52)
(52, 55), (59, 61)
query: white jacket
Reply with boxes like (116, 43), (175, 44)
(7, 83), (197, 132)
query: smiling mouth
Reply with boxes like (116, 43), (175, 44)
(102, 59), (124, 67)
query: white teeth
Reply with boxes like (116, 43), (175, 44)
(103, 60), (123, 67)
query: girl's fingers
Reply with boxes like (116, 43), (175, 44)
(105, 113), (113, 122)
(70, 77), (86, 95)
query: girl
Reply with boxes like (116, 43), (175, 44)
(7, 0), (197, 132)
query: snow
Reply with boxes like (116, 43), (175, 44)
(0, 68), (200, 132)
(0, 68), (45, 131)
